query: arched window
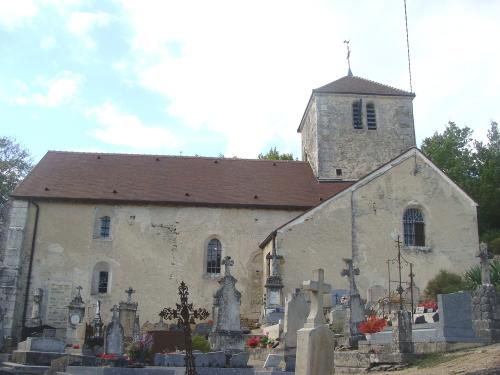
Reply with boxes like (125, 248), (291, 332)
(366, 103), (376, 129)
(100, 216), (111, 238)
(91, 262), (110, 294)
(352, 100), (362, 129)
(403, 208), (425, 246)
(206, 239), (222, 274)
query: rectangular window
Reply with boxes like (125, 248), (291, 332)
(336, 168), (342, 177)
(100, 216), (111, 238)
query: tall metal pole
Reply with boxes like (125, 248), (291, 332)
(387, 260), (391, 314)
(396, 236), (404, 311)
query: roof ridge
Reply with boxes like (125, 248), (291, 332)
(351, 75), (413, 95)
(45, 150), (306, 163)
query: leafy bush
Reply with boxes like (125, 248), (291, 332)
(463, 259), (500, 291)
(424, 270), (465, 299)
(490, 237), (500, 255)
(192, 335), (211, 353)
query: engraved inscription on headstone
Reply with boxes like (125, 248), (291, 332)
(46, 282), (73, 328)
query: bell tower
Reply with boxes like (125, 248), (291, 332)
(298, 75), (416, 181)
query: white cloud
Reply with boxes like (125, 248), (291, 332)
(33, 71), (84, 107)
(0, 0), (38, 30)
(87, 102), (181, 150)
(67, 11), (111, 48)
(117, 0), (342, 157)
(114, 0), (500, 156)
(40, 35), (56, 50)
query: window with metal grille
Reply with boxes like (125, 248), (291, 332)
(403, 208), (425, 246)
(100, 216), (111, 238)
(98, 271), (109, 293)
(206, 239), (222, 274)
(366, 103), (376, 129)
(352, 100), (362, 129)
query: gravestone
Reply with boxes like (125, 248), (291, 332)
(12, 328), (66, 365)
(66, 286), (85, 346)
(392, 310), (413, 353)
(283, 288), (309, 371)
(437, 292), (477, 342)
(340, 258), (365, 348)
(104, 305), (124, 355)
(132, 315), (141, 341)
(209, 256), (245, 352)
(264, 245), (284, 325)
(295, 269), (334, 375)
(46, 282), (73, 329)
(264, 353), (283, 369)
(119, 287), (138, 339)
(29, 288), (43, 327)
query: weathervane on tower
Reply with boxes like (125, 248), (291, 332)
(344, 40), (353, 77)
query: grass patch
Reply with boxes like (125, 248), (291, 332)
(409, 353), (462, 369)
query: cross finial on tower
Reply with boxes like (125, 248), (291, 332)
(344, 40), (353, 77)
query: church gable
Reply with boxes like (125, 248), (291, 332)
(264, 148), (479, 299)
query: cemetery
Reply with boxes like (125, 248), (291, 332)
(0, 242), (499, 375)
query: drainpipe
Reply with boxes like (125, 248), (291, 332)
(21, 200), (40, 332)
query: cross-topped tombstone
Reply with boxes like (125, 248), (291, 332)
(264, 245), (285, 323)
(295, 269), (334, 375)
(341, 258), (360, 296)
(303, 269), (331, 328)
(340, 258), (365, 348)
(125, 287), (136, 303)
(119, 286), (138, 338)
(160, 281), (209, 375)
(477, 242), (492, 285)
(222, 256), (234, 276)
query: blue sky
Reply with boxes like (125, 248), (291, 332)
(1, 0), (499, 162)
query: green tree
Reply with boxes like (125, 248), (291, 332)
(421, 121), (500, 238)
(421, 122), (476, 193)
(258, 146), (294, 160)
(0, 137), (33, 206)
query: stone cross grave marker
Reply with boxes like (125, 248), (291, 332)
(303, 269), (331, 328)
(222, 255), (234, 276)
(283, 288), (309, 372)
(340, 258), (365, 348)
(296, 269), (334, 375)
(125, 287), (136, 303)
(477, 243), (492, 286)
(341, 258), (360, 296)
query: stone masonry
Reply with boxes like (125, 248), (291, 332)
(472, 285), (500, 342)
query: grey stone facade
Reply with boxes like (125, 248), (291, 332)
(300, 93), (415, 181)
(0, 200), (30, 344)
(472, 285), (500, 342)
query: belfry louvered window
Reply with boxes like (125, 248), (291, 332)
(352, 100), (362, 129)
(403, 208), (425, 246)
(366, 103), (376, 129)
(206, 239), (222, 274)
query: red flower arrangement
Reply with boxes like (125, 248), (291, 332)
(246, 336), (261, 348)
(418, 300), (438, 311)
(358, 316), (387, 334)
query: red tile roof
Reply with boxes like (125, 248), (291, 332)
(12, 151), (353, 209)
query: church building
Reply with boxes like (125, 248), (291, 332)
(1, 74), (479, 342)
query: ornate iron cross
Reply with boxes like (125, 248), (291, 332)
(159, 282), (209, 375)
(341, 258), (360, 296)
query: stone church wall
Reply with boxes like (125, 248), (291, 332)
(275, 152), (478, 300)
(17, 202), (302, 332)
(300, 97), (318, 177)
(303, 93), (415, 181)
